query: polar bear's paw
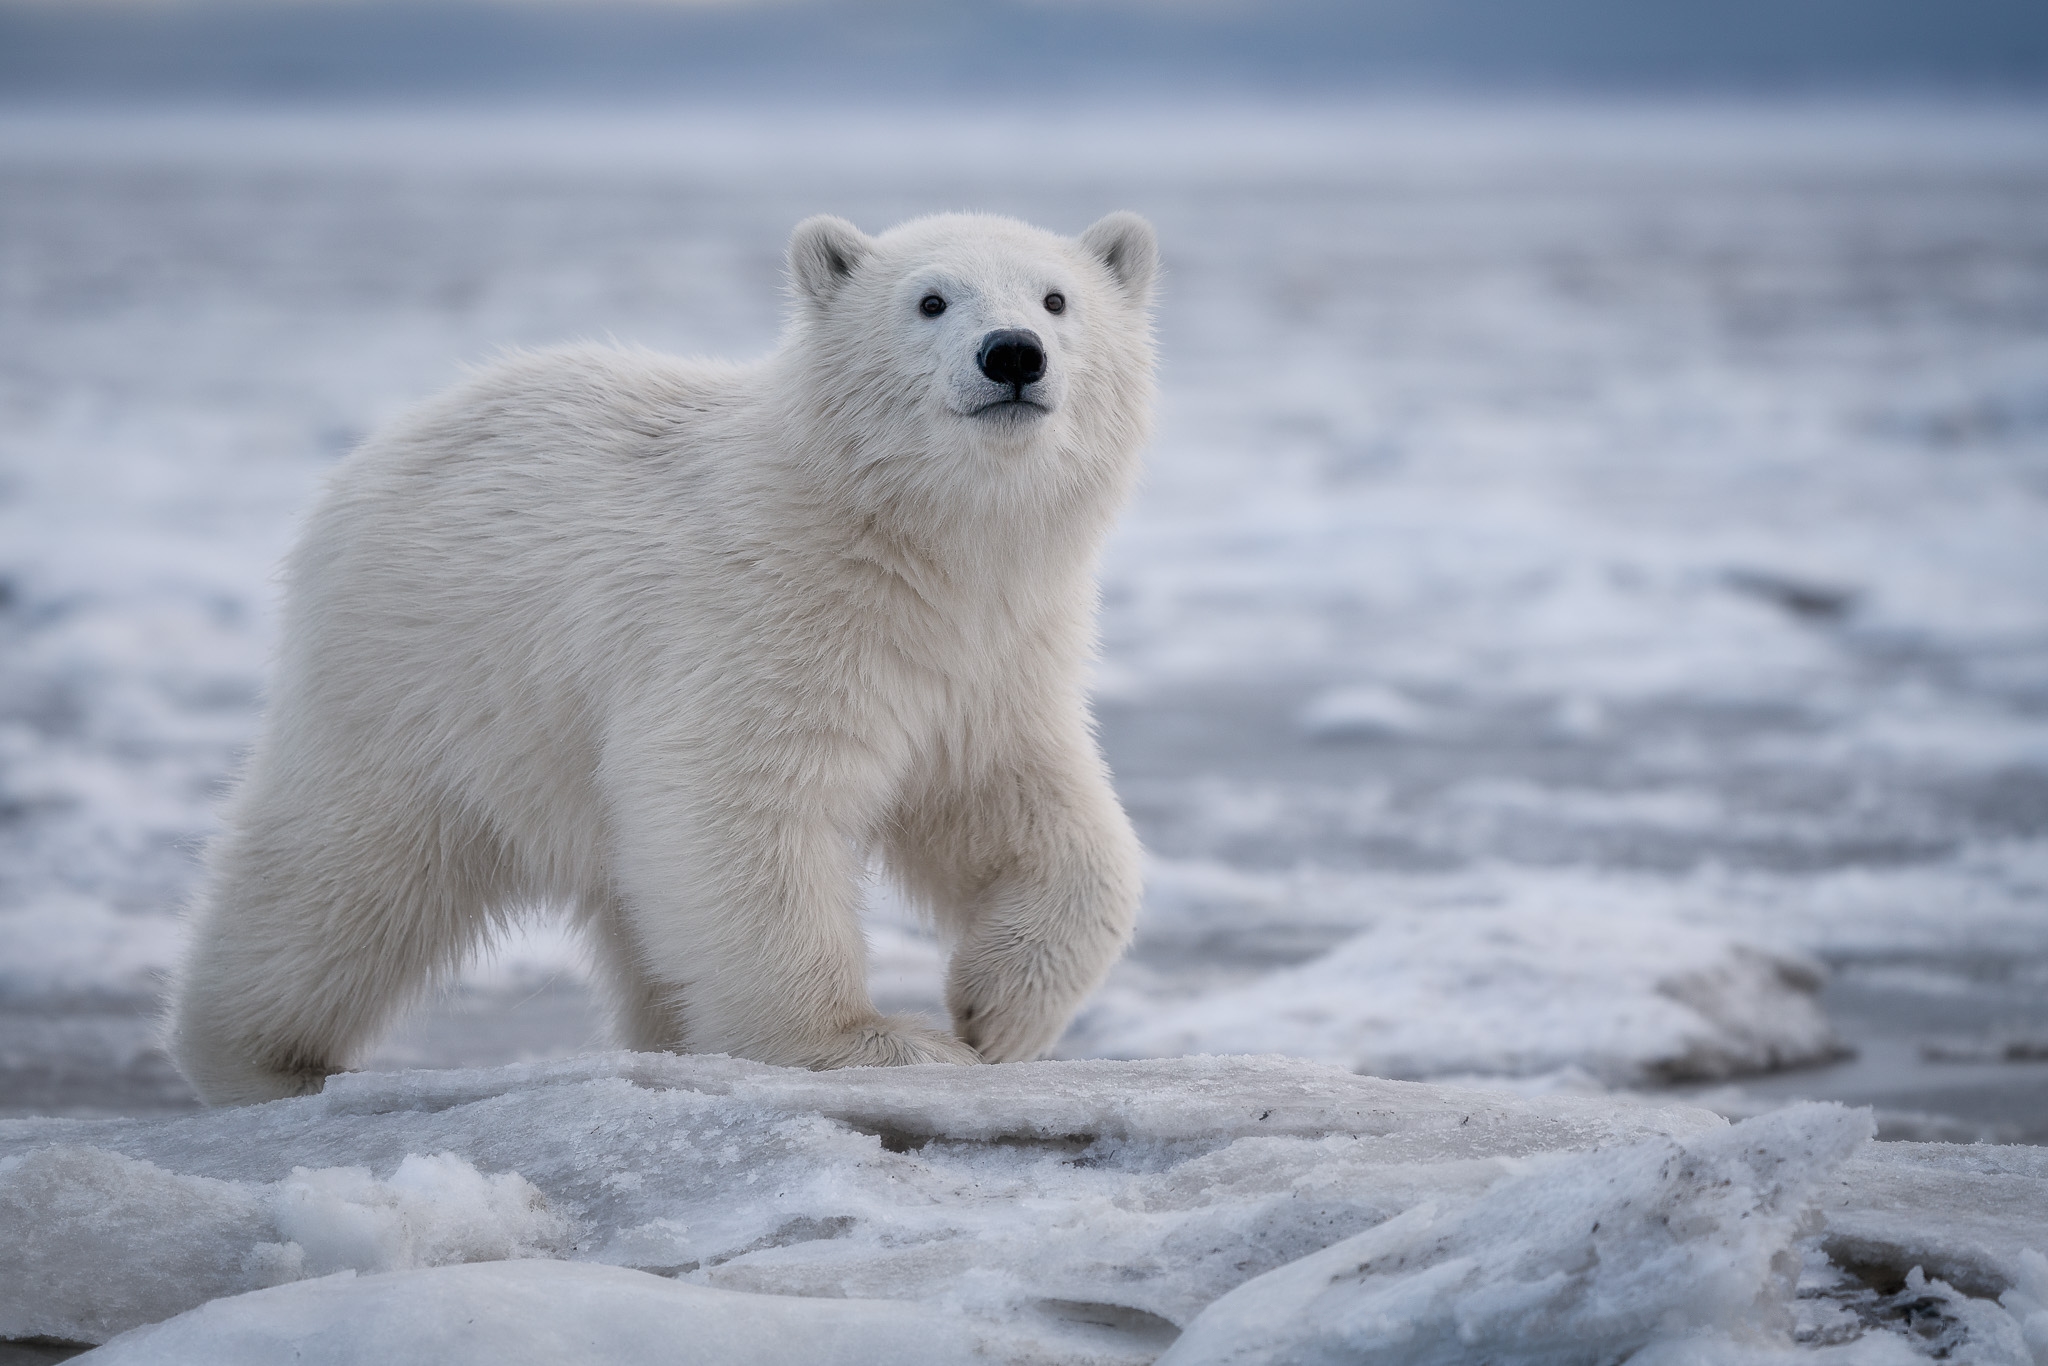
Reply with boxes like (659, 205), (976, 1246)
(813, 1016), (983, 1069)
(946, 955), (1077, 1065)
(950, 1001), (1069, 1066)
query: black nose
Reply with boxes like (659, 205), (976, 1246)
(977, 329), (1045, 388)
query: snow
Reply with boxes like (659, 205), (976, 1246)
(1067, 865), (1840, 1083)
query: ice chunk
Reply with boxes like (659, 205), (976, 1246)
(1077, 902), (1839, 1084)
(1852, 1267), (2039, 1366)
(0, 1054), (1725, 1351)
(1157, 1104), (1873, 1366)
(0, 1146), (274, 1344)
(0, 1145), (569, 1342)
(80, 1260), (979, 1366)
(1998, 1249), (2048, 1365)
(268, 1152), (571, 1278)
(1820, 1143), (2048, 1301)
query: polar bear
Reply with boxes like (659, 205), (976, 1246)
(168, 212), (1158, 1105)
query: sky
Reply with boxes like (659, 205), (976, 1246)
(1, 0), (2045, 105)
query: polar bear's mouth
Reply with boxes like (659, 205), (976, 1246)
(968, 396), (1050, 420)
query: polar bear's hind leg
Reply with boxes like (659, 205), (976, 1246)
(169, 785), (516, 1105)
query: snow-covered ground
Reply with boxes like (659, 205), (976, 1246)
(1, 101), (2046, 1359)
(8, 1054), (2048, 1363)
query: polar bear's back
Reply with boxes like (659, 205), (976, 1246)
(291, 343), (752, 645)
(255, 346), (759, 857)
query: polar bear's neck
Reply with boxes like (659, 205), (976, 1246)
(759, 390), (1138, 611)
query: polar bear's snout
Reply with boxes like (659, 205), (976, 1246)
(968, 327), (1053, 418)
(977, 328), (1045, 389)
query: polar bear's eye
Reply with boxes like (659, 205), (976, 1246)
(1043, 292), (1066, 315)
(919, 294), (947, 317)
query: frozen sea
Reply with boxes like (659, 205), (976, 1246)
(1, 100), (2047, 1362)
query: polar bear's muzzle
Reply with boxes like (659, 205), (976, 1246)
(966, 328), (1053, 419)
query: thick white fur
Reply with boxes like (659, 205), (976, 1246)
(168, 212), (1158, 1104)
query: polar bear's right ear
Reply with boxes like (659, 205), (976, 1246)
(788, 215), (874, 306)
(1080, 212), (1159, 306)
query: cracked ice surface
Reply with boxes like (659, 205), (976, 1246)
(0, 1055), (2044, 1362)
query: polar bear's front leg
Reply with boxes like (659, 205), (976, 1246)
(894, 745), (1143, 1063)
(942, 829), (1143, 1062)
(603, 761), (978, 1070)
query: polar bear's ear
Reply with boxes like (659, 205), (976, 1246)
(1080, 212), (1159, 306)
(788, 215), (874, 305)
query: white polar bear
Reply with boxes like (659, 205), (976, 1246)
(169, 212), (1158, 1105)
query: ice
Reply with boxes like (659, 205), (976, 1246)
(0, 1054), (1716, 1351)
(2001, 1251), (2048, 1363)
(1819, 1144), (2048, 1300)
(0, 1056), (2039, 1361)
(1, 1145), (272, 1345)
(1070, 864), (1839, 1083)
(79, 1261), (977, 1366)
(1156, 1104), (1872, 1366)
(0, 1145), (568, 1343)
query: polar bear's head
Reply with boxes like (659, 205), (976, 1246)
(782, 212), (1157, 474)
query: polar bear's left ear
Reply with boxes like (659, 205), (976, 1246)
(1080, 212), (1159, 306)
(789, 215), (874, 306)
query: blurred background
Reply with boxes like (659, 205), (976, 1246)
(2, 1), (2046, 1141)
(4, 0), (2046, 101)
